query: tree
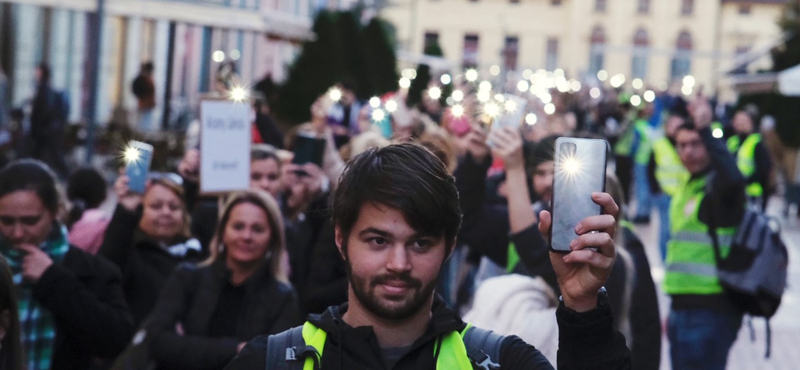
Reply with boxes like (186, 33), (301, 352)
(771, 0), (800, 72)
(277, 11), (347, 124)
(275, 12), (400, 124)
(362, 18), (399, 96)
(406, 43), (442, 108)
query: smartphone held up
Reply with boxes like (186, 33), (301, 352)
(124, 140), (154, 194)
(549, 137), (609, 253)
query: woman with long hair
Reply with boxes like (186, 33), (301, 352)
(143, 190), (299, 370)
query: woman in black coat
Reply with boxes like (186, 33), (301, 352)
(99, 173), (204, 327)
(0, 160), (133, 370)
(143, 190), (301, 370)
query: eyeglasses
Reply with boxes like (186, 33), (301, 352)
(0, 215), (44, 227)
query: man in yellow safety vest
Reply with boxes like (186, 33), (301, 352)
(726, 107), (773, 210)
(665, 97), (746, 370)
(647, 104), (690, 261)
(225, 143), (631, 369)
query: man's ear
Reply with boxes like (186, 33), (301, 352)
(334, 225), (346, 260)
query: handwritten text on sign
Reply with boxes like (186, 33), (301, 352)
(200, 100), (252, 194)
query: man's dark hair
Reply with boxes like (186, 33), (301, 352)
(141, 62), (154, 73)
(332, 143), (461, 252)
(524, 135), (559, 179)
(676, 121), (698, 134)
(36, 63), (51, 84)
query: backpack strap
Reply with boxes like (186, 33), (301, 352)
(266, 326), (306, 370)
(461, 326), (504, 369)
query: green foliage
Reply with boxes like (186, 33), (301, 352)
(276, 11), (399, 125)
(406, 42), (443, 108)
(737, 93), (800, 148)
(771, 1), (800, 72)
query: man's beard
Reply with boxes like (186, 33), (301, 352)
(344, 253), (437, 321)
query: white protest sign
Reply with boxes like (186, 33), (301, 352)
(200, 99), (252, 194)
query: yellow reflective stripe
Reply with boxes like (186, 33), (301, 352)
(672, 231), (734, 247)
(301, 322), (327, 370)
(434, 329), (474, 370)
(666, 262), (717, 277)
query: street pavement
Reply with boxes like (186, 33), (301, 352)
(635, 196), (800, 370)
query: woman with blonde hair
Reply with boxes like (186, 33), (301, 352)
(100, 173), (202, 327)
(143, 190), (300, 370)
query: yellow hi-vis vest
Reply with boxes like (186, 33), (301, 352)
(299, 321), (475, 370)
(652, 137), (689, 196)
(728, 134), (764, 197)
(664, 176), (737, 295)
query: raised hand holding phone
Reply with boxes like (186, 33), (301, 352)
(124, 141), (154, 194)
(538, 192), (618, 312)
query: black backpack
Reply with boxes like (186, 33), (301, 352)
(265, 325), (504, 369)
(708, 204), (789, 358)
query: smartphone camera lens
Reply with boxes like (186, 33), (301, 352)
(561, 142), (577, 157)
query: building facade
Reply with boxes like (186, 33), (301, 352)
(382, 0), (785, 94)
(0, 0), (351, 128)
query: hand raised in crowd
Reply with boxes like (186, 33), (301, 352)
(17, 243), (54, 283)
(456, 127), (490, 163)
(178, 148), (200, 183)
(689, 93), (713, 129)
(538, 192), (619, 312)
(488, 127), (524, 170)
(114, 171), (143, 212)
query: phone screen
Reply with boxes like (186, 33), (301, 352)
(549, 137), (608, 253)
(125, 141), (154, 194)
(292, 133), (326, 166)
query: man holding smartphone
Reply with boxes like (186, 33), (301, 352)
(665, 97), (746, 370)
(225, 143), (630, 369)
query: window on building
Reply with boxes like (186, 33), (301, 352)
(589, 26), (606, 75)
(670, 31), (693, 79)
(546, 37), (559, 71)
(551, 0), (562, 6)
(681, 0), (693, 16)
(637, 0), (650, 14)
(631, 28), (649, 79)
(739, 5), (752, 15)
(510, 0), (520, 4)
(595, 0), (606, 13)
(463, 34), (479, 68)
(424, 32), (439, 53)
(504, 36), (519, 71)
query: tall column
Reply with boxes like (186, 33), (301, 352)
(123, 16), (143, 110)
(67, 10), (86, 124)
(49, 7), (71, 92)
(152, 18), (170, 128)
(11, 4), (41, 107)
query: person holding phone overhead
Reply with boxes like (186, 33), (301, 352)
(225, 143), (630, 370)
(0, 160), (134, 370)
(664, 96), (746, 370)
(99, 168), (202, 328)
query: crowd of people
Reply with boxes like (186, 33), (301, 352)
(0, 64), (780, 370)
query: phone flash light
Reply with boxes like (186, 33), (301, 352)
(229, 86), (249, 102)
(451, 104), (465, 118)
(123, 146), (141, 164)
(329, 87), (343, 102)
(562, 157), (581, 174)
(484, 102), (500, 118)
(371, 109), (386, 122)
(504, 100), (518, 113)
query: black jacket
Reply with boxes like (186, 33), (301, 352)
(145, 261), (302, 370)
(98, 205), (204, 326)
(33, 247), (135, 370)
(225, 295), (631, 370)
